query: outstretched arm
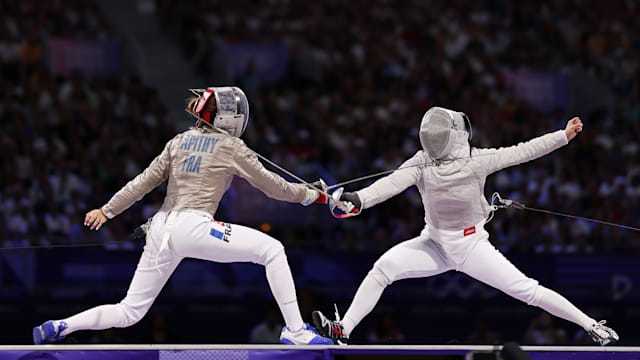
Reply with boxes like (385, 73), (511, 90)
(353, 151), (424, 210)
(85, 139), (174, 230)
(478, 117), (582, 176)
(232, 138), (323, 206)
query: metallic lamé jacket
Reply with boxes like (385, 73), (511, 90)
(102, 128), (308, 219)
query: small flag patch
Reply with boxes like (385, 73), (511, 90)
(210, 228), (225, 240)
(464, 226), (476, 236)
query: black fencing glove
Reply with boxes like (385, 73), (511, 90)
(330, 188), (362, 218)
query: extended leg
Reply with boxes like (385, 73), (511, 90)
(314, 234), (454, 343)
(461, 239), (618, 345)
(33, 228), (182, 344)
(171, 215), (331, 345)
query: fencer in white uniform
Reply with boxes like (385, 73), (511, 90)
(313, 107), (619, 346)
(33, 87), (332, 345)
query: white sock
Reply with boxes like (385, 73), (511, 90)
(58, 304), (127, 336)
(265, 252), (304, 332)
(534, 286), (596, 330)
(342, 270), (388, 336)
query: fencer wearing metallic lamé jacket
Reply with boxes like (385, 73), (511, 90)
(102, 128), (310, 219)
(32, 86), (332, 346)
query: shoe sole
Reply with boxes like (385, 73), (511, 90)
(32, 326), (44, 345)
(280, 338), (296, 345)
(33, 321), (56, 344)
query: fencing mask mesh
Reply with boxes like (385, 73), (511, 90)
(419, 107), (469, 160)
(189, 86), (249, 137)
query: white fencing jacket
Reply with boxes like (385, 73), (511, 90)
(357, 129), (569, 233)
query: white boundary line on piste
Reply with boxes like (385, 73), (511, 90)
(0, 345), (638, 352)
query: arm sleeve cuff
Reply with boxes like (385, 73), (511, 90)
(101, 206), (115, 219)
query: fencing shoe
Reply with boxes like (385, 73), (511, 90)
(588, 320), (619, 346)
(33, 320), (68, 344)
(312, 310), (349, 345)
(280, 323), (333, 345)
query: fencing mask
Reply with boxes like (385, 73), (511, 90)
(419, 106), (472, 160)
(189, 86), (250, 137)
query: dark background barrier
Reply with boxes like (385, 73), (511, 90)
(1, 248), (637, 345)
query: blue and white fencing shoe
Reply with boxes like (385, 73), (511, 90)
(280, 323), (333, 345)
(33, 320), (68, 345)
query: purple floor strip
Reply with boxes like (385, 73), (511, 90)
(0, 346), (637, 360)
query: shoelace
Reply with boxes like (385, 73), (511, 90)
(591, 320), (609, 332)
(333, 304), (342, 322)
(332, 304), (349, 339)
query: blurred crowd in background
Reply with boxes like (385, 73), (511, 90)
(5, 0), (636, 253)
(1, 0), (639, 345)
(155, 0), (640, 255)
(0, 0), (176, 248)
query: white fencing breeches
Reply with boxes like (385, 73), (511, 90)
(60, 210), (304, 336)
(342, 226), (595, 336)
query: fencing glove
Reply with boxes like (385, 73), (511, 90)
(301, 179), (329, 206)
(329, 188), (362, 218)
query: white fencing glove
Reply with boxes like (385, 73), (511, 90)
(301, 179), (329, 206)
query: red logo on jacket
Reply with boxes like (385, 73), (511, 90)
(464, 226), (476, 236)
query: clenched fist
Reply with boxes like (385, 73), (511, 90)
(565, 117), (583, 142)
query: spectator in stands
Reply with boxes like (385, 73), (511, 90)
(2, 0), (640, 255)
